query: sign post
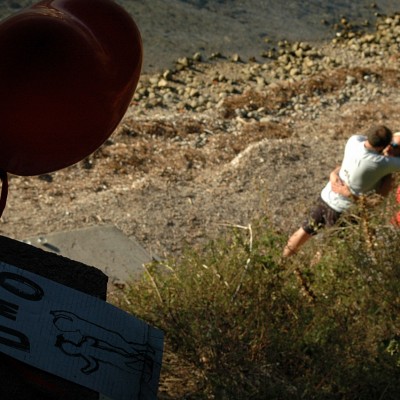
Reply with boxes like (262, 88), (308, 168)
(0, 235), (163, 400)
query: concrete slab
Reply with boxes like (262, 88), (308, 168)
(24, 225), (155, 284)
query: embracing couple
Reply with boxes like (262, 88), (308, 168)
(284, 125), (400, 257)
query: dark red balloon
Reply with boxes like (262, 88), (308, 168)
(0, 0), (142, 176)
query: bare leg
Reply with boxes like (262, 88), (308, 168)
(283, 227), (313, 257)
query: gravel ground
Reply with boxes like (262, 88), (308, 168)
(0, 13), (400, 260)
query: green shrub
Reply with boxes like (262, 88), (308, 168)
(119, 200), (400, 399)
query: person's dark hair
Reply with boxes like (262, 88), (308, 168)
(366, 125), (392, 148)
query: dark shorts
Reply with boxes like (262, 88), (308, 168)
(302, 197), (342, 235)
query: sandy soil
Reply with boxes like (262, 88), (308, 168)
(1, 48), (400, 261)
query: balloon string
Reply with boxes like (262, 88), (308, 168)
(0, 170), (8, 218)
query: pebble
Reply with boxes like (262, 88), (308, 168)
(128, 12), (400, 127)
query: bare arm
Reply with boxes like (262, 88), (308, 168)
(330, 166), (352, 197)
(376, 174), (394, 197)
(331, 166), (394, 200)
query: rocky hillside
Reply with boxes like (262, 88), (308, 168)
(1, 14), (400, 259)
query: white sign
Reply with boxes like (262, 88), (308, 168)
(0, 261), (164, 400)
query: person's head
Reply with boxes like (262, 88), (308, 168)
(366, 125), (393, 152)
(385, 131), (400, 157)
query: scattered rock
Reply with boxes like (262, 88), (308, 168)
(1, 13), (400, 259)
